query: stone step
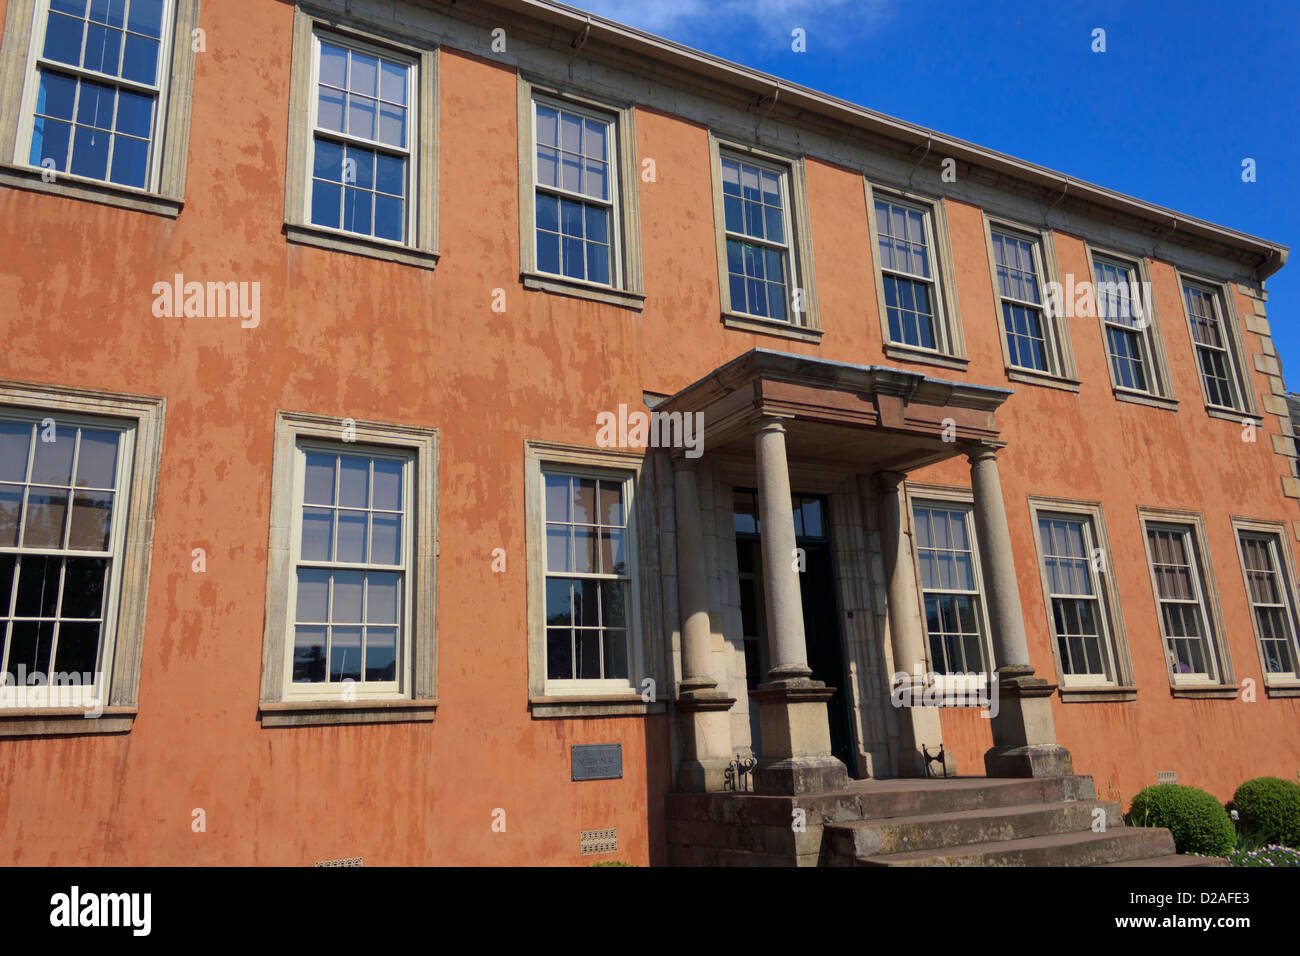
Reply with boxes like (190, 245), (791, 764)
(853, 826), (1177, 867)
(826, 800), (1124, 857)
(665, 775), (1099, 831)
(1098, 854), (1230, 867)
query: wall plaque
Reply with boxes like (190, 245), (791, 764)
(571, 743), (622, 781)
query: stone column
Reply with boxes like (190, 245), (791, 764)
(672, 458), (734, 792)
(875, 471), (951, 777)
(968, 444), (1072, 778)
(749, 417), (848, 794)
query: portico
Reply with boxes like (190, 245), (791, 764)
(659, 349), (1071, 796)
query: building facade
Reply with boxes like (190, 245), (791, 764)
(0, 0), (1296, 865)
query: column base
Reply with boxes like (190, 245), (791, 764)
(750, 678), (848, 795)
(983, 667), (1072, 778)
(753, 755), (849, 795)
(675, 688), (736, 793)
(984, 743), (1074, 778)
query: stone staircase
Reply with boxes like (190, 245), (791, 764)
(666, 775), (1228, 866)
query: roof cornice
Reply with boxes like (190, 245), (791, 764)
(474, 0), (1287, 280)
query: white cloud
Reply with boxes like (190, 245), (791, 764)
(569, 0), (891, 47)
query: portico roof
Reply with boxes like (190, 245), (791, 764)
(657, 349), (1013, 473)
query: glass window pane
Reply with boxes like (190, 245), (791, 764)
(293, 626), (327, 682)
(337, 456), (369, 508)
(301, 507), (334, 561)
(59, 557), (106, 619)
(364, 627), (397, 681)
(295, 567), (329, 622)
(370, 512), (401, 565)
(54, 620), (101, 676)
(331, 570), (363, 623)
(330, 626), (362, 681)
(121, 33), (158, 85)
(15, 555), (62, 617)
(379, 61), (406, 104)
(67, 490), (113, 550)
(0, 421), (33, 482)
(23, 487), (70, 548)
(372, 459), (402, 511)
(336, 509), (367, 562)
(366, 571), (399, 624)
(43, 13), (85, 67)
(127, 0), (165, 38)
(303, 453), (335, 505)
(0, 487), (22, 547)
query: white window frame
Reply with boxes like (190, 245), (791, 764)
(904, 485), (994, 688)
(537, 462), (639, 695)
(1030, 505), (1131, 690)
(0, 407), (133, 710)
(717, 148), (797, 324)
(864, 181), (966, 369)
(1140, 513), (1231, 689)
(302, 29), (419, 246)
(13, 0), (178, 192)
(1232, 519), (1300, 688)
(0, 381), (165, 738)
(259, 411), (438, 727)
(1180, 276), (1251, 415)
(281, 439), (416, 701)
(530, 94), (623, 290)
(981, 216), (1078, 388)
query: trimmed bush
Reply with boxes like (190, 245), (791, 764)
(1126, 784), (1235, 856)
(1232, 777), (1300, 848)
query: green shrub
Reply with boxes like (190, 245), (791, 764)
(1232, 777), (1300, 848)
(1126, 784), (1235, 856)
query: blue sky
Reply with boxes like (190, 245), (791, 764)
(571, 0), (1300, 380)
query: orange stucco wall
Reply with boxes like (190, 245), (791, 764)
(0, 0), (1296, 864)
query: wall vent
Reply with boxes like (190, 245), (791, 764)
(314, 856), (364, 867)
(1156, 771), (1177, 785)
(580, 828), (618, 856)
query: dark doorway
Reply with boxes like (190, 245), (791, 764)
(733, 490), (856, 773)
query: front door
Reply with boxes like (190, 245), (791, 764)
(733, 490), (856, 774)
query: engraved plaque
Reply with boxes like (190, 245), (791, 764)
(571, 743), (622, 781)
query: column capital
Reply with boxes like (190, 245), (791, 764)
(874, 469), (908, 494)
(752, 414), (791, 436)
(965, 442), (1001, 466)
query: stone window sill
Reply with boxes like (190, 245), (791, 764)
(884, 343), (969, 372)
(1058, 685), (1137, 703)
(1264, 682), (1300, 699)
(722, 311), (823, 343)
(259, 698), (438, 727)
(0, 706), (136, 737)
(521, 271), (645, 310)
(1006, 367), (1081, 393)
(1168, 684), (1237, 700)
(285, 221), (440, 270)
(1113, 387), (1179, 411)
(1205, 405), (1261, 425)
(529, 694), (665, 718)
(0, 163), (181, 217)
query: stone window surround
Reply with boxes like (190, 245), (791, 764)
(1025, 495), (1136, 702)
(523, 440), (664, 718)
(1176, 269), (1260, 421)
(1230, 516), (1300, 698)
(1136, 506), (1236, 698)
(515, 73), (645, 310)
(900, 481), (995, 686)
(1082, 243), (1179, 411)
(283, 3), (441, 270)
(0, 379), (165, 737)
(980, 213), (1080, 392)
(707, 131), (822, 343)
(864, 179), (967, 371)
(0, 0), (201, 217)
(258, 410), (438, 727)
